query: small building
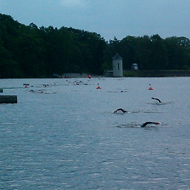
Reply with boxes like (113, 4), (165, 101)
(103, 69), (113, 77)
(112, 53), (123, 77)
(131, 63), (138, 71)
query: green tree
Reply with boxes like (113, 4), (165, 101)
(150, 34), (168, 70)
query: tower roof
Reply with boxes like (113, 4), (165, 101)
(112, 53), (123, 60)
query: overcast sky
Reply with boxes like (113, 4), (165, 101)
(0, 0), (190, 41)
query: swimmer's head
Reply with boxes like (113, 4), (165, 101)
(154, 122), (160, 125)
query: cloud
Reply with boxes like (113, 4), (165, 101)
(60, 0), (87, 8)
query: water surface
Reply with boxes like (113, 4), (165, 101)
(1, 77), (190, 189)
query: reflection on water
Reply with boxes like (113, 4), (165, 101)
(1, 77), (190, 189)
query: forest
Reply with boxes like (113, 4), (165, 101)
(0, 13), (190, 78)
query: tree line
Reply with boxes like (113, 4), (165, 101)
(0, 13), (190, 78)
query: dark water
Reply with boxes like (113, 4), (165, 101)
(1, 77), (190, 189)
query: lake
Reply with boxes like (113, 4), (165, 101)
(1, 77), (190, 189)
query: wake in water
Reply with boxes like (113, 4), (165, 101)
(148, 102), (173, 106)
(115, 122), (168, 128)
(115, 122), (163, 128)
(143, 110), (163, 113)
(115, 123), (141, 128)
(112, 108), (162, 114)
(3, 123), (16, 125)
(29, 89), (57, 94)
(112, 110), (141, 114)
(107, 90), (128, 93)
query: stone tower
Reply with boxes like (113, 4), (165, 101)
(112, 53), (123, 77)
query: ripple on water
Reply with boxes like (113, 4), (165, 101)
(1, 78), (190, 189)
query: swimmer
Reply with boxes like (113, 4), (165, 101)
(114, 108), (127, 113)
(152, 97), (162, 103)
(141, 122), (160, 127)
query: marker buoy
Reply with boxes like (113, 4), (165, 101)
(88, 75), (91, 79)
(148, 84), (153, 90)
(96, 86), (101, 89)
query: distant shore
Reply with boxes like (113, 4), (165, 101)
(123, 70), (190, 77)
(1, 70), (190, 79)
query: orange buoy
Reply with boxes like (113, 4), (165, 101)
(148, 84), (153, 90)
(96, 86), (101, 89)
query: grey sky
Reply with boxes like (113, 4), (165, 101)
(0, 0), (190, 41)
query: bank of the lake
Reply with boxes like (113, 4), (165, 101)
(124, 70), (190, 77)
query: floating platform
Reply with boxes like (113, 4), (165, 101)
(0, 95), (17, 104)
